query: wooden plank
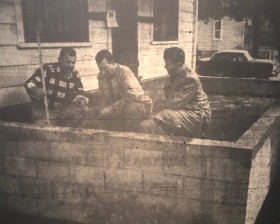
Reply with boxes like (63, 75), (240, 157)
(139, 46), (166, 56)
(139, 54), (165, 67)
(180, 0), (194, 13)
(179, 11), (194, 23)
(138, 0), (152, 17)
(88, 0), (106, 12)
(0, 24), (17, 45)
(0, 65), (36, 86)
(138, 16), (154, 23)
(0, 2), (16, 24)
(139, 66), (167, 79)
(75, 59), (99, 77)
(138, 23), (152, 32)
(0, 44), (109, 67)
(89, 20), (106, 28)
(87, 12), (106, 21)
(179, 31), (193, 42)
(138, 29), (152, 43)
(89, 27), (108, 44)
(179, 21), (193, 32)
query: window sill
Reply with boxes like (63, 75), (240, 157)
(150, 41), (179, 45)
(17, 42), (92, 49)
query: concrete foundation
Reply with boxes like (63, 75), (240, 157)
(0, 77), (280, 224)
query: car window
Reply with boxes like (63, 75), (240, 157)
(210, 53), (223, 61)
(233, 53), (247, 62)
(243, 51), (253, 60)
(211, 52), (248, 62)
(211, 53), (231, 62)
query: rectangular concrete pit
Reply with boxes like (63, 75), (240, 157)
(0, 77), (280, 224)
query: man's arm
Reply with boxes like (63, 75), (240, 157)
(110, 68), (144, 111)
(25, 67), (45, 100)
(72, 71), (89, 106)
(97, 68), (143, 118)
(165, 78), (198, 110)
(72, 71), (84, 95)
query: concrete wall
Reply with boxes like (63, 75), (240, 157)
(140, 76), (279, 141)
(240, 106), (280, 223)
(197, 17), (245, 53)
(0, 99), (280, 223)
(0, 122), (251, 224)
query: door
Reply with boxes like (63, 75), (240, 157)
(112, 0), (138, 76)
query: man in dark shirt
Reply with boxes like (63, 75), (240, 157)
(139, 47), (211, 137)
(25, 47), (88, 125)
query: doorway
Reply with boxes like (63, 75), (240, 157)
(111, 0), (138, 76)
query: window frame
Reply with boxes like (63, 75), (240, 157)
(151, 0), (179, 44)
(213, 19), (222, 40)
(15, 0), (91, 49)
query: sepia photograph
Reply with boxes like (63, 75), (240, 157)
(0, 0), (280, 223)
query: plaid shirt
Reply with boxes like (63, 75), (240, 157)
(25, 63), (84, 109)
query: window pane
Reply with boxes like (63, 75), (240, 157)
(214, 19), (222, 39)
(215, 31), (221, 39)
(215, 20), (221, 30)
(22, 0), (89, 43)
(153, 0), (178, 41)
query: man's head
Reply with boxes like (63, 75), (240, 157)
(163, 47), (185, 76)
(95, 50), (115, 76)
(58, 47), (76, 73)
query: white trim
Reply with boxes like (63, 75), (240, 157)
(151, 0), (179, 43)
(14, 0), (92, 48)
(17, 42), (92, 49)
(242, 18), (246, 46)
(192, 0), (198, 69)
(150, 41), (179, 45)
(14, 0), (25, 43)
(213, 19), (223, 40)
(150, 0), (154, 42)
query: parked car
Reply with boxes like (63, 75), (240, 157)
(196, 50), (274, 79)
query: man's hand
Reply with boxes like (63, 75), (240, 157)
(73, 95), (89, 107)
(29, 86), (44, 100)
(96, 106), (113, 119)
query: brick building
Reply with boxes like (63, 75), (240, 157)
(0, 0), (197, 91)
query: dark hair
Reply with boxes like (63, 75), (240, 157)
(95, 50), (114, 64)
(59, 47), (76, 59)
(163, 47), (185, 65)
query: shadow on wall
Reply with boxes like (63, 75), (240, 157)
(1, 205), (216, 224)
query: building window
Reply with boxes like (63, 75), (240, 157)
(22, 0), (89, 43)
(213, 19), (222, 40)
(153, 0), (179, 42)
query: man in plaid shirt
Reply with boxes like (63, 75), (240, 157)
(25, 47), (88, 124)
